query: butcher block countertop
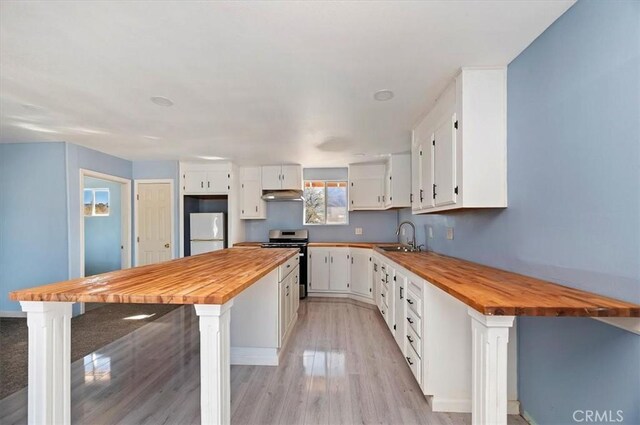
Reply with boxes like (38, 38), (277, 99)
(375, 248), (640, 318)
(10, 248), (298, 305)
(234, 242), (400, 249)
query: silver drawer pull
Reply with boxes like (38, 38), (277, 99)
(406, 356), (413, 365)
(407, 317), (414, 324)
(407, 299), (414, 305)
(407, 335), (414, 343)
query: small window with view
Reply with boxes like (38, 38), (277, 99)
(303, 180), (348, 225)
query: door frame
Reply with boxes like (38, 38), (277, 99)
(79, 169), (132, 313)
(133, 179), (176, 266)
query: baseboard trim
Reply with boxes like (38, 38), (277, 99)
(307, 291), (375, 306)
(231, 347), (278, 366)
(0, 310), (26, 318)
(522, 409), (538, 425)
(428, 396), (520, 415)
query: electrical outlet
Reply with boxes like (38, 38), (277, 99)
(355, 227), (363, 235)
(446, 227), (454, 240)
(428, 226), (433, 239)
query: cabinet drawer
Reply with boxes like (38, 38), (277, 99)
(406, 324), (421, 358)
(405, 345), (421, 385)
(406, 288), (422, 317)
(279, 254), (299, 282)
(407, 277), (423, 299)
(406, 305), (422, 335)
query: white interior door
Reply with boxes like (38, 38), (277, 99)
(137, 182), (172, 266)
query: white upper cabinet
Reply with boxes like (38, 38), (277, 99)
(181, 162), (231, 195)
(261, 165), (302, 190)
(386, 153), (411, 208)
(411, 67), (507, 214)
(349, 154), (411, 211)
(239, 166), (266, 219)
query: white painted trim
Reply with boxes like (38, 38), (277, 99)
(430, 397), (520, 415)
(468, 308), (515, 425)
(230, 347), (278, 366)
(79, 169), (132, 314)
(194, 301), (233, 425)
(307, 291), (375, 305)
(522, 410), (538, 425)
(0, 310), (27, 318)
(133, 179), (176, 266)
(594, 317), (640, 335)
(20, 301), (74, 425)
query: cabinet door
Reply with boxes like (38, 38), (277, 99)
(183, 171), (207, 193)
(384, 165), (392, 208)
(279, 279), (287, 344)
(329, 249), (350, 291)
(385, 265), (396, 334)
(309, 248), (330, 291)
(372, 257), (380, 306)
(293, 269), (300, 315)
(281, 165), (301, 190)
(351, 177), (384, 209)
(434, 113), (457, 207)
(411, 143), (421, 210)
(420, 141), (435, 209)
(206, 170), (230, 193)
(241, 179), (262, 218)
(394, 271), (407, 351)
(261, 166), (282, 190)
(350, 249), (371, 297)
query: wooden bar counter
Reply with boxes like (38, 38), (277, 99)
(9, 247), (298, 425)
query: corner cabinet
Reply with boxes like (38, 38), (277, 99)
(411, 68), (507, 214)
(239, 166), (266, 219)
(261, 165), (302, 191)
(349, 153), (411, 211)
(308, 247), (373, 303)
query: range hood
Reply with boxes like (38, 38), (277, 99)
(261, 189), (304, 201)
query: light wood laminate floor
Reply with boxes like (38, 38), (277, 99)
(0, 299), (528, 425)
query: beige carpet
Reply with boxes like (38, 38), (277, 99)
(0, 303), (180, 400)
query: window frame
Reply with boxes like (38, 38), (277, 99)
(303, 179), (349, 226)
(83, 188), (110, 217)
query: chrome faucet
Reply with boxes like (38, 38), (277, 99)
(396, 221), (417, 250)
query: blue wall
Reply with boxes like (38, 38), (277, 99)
(84, 177), (122, 276)
(399, 1), (640, 423)
(245, 201), (400, 242)
(0, 143), (69, 313)
(132, 160), (180, 258)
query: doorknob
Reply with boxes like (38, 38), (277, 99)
(164, 243), (170, 248)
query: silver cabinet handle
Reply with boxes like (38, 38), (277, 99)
(407, 335), (414, 343)
(207, 181), (210, 188)
(201, 181), (204, 188)
(407, 317), (414, 324)
(255, 206), (258, 212)
(407, 299), (414, 305)
(406, 356), (413, 365)
(399, 287), (404, 299)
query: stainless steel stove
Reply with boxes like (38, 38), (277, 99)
(261, 230), (308, 298)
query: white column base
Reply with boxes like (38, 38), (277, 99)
(20, 301), (74, 425)
(195, 301), (233, 425)
(468, 308), (515, 425)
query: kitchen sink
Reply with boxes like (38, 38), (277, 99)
(378, 245), (422, 253)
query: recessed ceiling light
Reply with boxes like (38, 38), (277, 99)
(150, 96), (174, 107)
(353, 153), (366, 157)
(199, 156), (226, 161)
(143, 135), (161, 141)
(373, 90), (394, 101)
(65, 126), (108, 135)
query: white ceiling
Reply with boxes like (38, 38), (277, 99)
(0, 0), (574, 166)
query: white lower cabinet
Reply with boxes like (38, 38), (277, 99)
(308, 247), (374, 303)
(279, 263), (299, 345)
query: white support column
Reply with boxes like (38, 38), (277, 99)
(194, 301), (234, 425)
(468, 308), (515, 425)
(20, 301), (74, 425)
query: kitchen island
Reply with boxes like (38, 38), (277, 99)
(9, 247), (298, 425)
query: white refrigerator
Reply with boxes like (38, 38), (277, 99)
(190, 213), (225, 255)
